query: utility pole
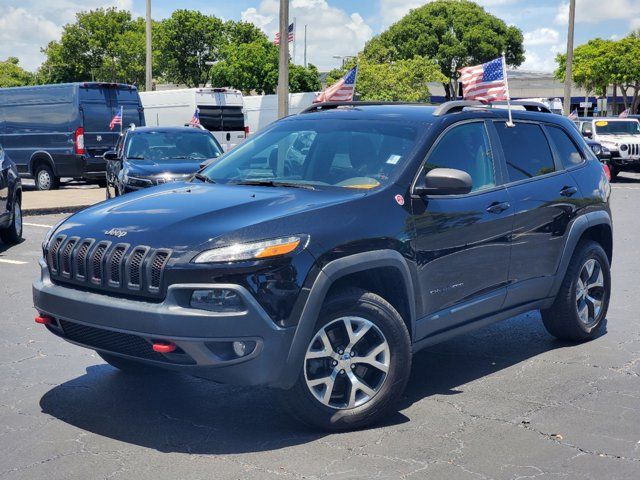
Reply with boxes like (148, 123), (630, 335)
(145, 0), (153, 92)
(277, 0), (289, 118)
(562, 0), (576, 116)
(304, 25), (307, 68)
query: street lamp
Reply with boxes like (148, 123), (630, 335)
(204, 60), (219, 88)
(333, 55), (356, 68)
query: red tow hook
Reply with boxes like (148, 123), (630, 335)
(152, 341), (177, 353)
(35, 315), (53, 325)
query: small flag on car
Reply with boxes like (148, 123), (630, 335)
(568, 109), (578, 120)
(189, 108), (200, 126)
(314, 65), (358, 103)
(274, 23), (295, 45)
(619, 108), (630, 118)
(109, 106), (123, 131)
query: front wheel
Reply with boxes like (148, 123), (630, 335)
(280, 288), (411, 431)
(541, 240), (611, 342)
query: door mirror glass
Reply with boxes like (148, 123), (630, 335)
(103, 150), (120, 161)
(416, 168), (473, 196)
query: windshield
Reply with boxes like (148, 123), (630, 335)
(594, 120), (640, 135)
(198, 118), (421, 189)
(125, 130), (223, 162)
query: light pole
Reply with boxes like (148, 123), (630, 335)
(332, 55), (356, 69)
(145, 0), (153, 92)
(277, 0), (290, 119)
(563, 0), (576, 116)
(204, 60), (219, 88)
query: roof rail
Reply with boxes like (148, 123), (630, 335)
(433, 99), (552, 116)
(184, 123), (207, 130)
(300, 101), (422, 114)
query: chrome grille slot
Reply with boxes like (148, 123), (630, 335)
(90, 241), (110, 285)
(107, 244), (129, 287)
(46, 236), (171, 299)
(74, 239), (94, 281)
(47, 235), (65, 275)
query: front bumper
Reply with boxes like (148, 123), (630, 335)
(33, 260), (295, 386)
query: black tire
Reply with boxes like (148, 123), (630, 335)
(0, 197), (22, 245)
(34, 164), (59, 191)
(541, 240), (610, 342)
(97, 352), (162, 374)
(280, 288), (412, 431)
(96, 178), (107, 188)
(609, 165), (619, 182)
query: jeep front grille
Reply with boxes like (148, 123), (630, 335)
(45, 235), (172, 299)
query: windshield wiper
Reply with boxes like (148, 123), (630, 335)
(193, 173), (215, 184)
(231, 180), (315, 190)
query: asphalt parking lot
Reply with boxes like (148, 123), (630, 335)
(1, 174), (640, 480)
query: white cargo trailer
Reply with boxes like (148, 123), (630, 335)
(243, 92), (317, 136)
(140, 88), (246, 151)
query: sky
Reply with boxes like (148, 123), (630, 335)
(1, 0), (639, 74)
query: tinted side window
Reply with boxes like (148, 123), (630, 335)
(546, 126), (584, 168)
(425, 122), (495, 192)
(496, 122), (555, 182)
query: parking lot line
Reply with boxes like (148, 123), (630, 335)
(23, 222), (53, 228)
(0, 258), (28, 265)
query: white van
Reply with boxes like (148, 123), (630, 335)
(140, 88), (246, 151)
(243, 92), (317, 136)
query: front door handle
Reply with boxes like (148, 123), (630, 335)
(486, 201), (511, 214)
(560, 186), (578, 197)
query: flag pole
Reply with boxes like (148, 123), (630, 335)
(352, 64), (359, 101)
(120, 106), (123, 135)
(501, 52), (514, 128)
(292, 17), (297, 65)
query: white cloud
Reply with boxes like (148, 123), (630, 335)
(555, 0), (640, 27)
(241, 0), (373, 70)
(0, 0), (134, 72)
(523, 28), (560, 46)
(521, 42), (565, 72)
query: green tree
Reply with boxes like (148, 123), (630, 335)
(364, 0), (524, 99)
(290, 63), (322, 93)
(327, 56), (446, 102)
(156, 10), (224, 87)
(39, 8), (149, 86)
(0, 57), (35, 87)
(611, 33), (640, 113)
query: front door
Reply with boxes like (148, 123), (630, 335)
(411, 121), (513, 340)
(0, 146), (9, 222)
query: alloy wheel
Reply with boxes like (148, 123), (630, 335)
(13, 202), (22, 238)
(37, 170), (51, 190)
(575, 258), (605, 326)
(304, 316), (390, 410)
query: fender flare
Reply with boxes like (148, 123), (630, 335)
(278, 249), (416, 389)
(548, 210), (612, 298)
(29, 151), (56, 176)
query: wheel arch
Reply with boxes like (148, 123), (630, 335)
(29, 151), (56, 176)
(278, 250), (416, 389)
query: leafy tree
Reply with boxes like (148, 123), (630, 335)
(0, 57), (35, 87)
(39, 8), (149, 86)
(290, 64), (322, 93)
(156, 10), (225, 88)
(364, 0), (524, 99)
(326, 56), (446, 102)
(611, 33), (640, 113)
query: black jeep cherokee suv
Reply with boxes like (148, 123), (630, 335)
(33, 101), (612, 430)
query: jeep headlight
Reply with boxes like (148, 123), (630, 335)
(193, 235), (308, 263)
(620, 144), (628, 152)
(590, 144), (602, 155)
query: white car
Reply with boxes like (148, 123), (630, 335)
(579, 118), (640, 179)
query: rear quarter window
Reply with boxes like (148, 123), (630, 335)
(495, 122), (556, 182)
(546, 125), (584, 168)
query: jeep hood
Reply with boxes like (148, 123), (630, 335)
(55, 182), (364, 253)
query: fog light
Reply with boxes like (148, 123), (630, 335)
(233, 341), (247, 357)
(190, 289), (245, 313)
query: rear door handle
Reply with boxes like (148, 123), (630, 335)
(560, 186), (578, 197)
(486, 201), (511, 214)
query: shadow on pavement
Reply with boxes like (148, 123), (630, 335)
(39, 311), (606, 453)
(612, 173), (640, 184)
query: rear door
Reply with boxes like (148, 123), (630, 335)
(199, 106), (245, 151)
(79, 85), (118, 159)
(492, 120), (581, 308)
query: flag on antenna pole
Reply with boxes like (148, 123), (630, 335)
(189, 108), (201, 126)
(109, 106), (123, 130)
(314, 65), (358, 103)
(619, 108), (630, 118)
(568, 109), (578, 120)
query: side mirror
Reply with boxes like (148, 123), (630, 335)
(103, 150), (120, 161)
(415, 168), (473, 196)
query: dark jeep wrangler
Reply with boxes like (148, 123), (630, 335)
(33, 101), (612, 430)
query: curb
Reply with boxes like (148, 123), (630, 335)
(24, 205), (92, 217)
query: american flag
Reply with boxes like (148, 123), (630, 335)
(274, 23), (294, 45)
(109, 106), (123, 130)
(459, 57), (509, 103)
(189, 108), (200, 126)
(619, 108), (630, 118)
(314, 65), (358, 103)
(568, 109), (579, 120)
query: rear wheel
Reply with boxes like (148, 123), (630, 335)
(608, 165), (619, 181)
(280, 288), (411, 431)
(97, 352), (162, 374)
(34, 164), (59, 191)
(0, 197), (22, 245)
(541, 240), (610, 342)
